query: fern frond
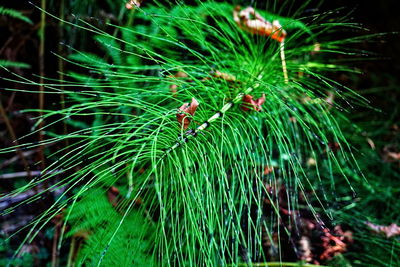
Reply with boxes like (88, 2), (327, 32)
(0, 60), (31, 69)
(0, 6), (33, 24)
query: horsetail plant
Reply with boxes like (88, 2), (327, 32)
(1, 0), (390, 266)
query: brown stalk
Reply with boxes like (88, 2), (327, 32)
(0, 99), (31, 177)
(38, 0), (46, 169)
(58, 0), (69, 149)
(51, 219), (62, 267)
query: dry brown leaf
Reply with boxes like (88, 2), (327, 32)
(126, 0), (143, 9)
(177, 98), (199, 129)
(201, 70), (238, 84)
(233, 6), (286, 42)
(366, 221), (400, 238)
(107, 186), (142, 210)
(320, 226), (352, 260)
(382, 145), (400, 163)
(168, 71), (189, 95)
(210, 70), (237, 82)
(107, 186), (120, 208)
(387, 152), (400, 161)
(299, 236), (313, 263)
(311, 42), (321, 56)
(366, 137), (376, 150)
(241, 94), (265, 111)
(263, 166), (274, 175)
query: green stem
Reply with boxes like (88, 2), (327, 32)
(165, 84), (257, 154)
(66, 236), (76, 267)
(280, 40), (289, 84)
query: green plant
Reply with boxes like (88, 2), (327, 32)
(0, 5), (32, 24)
(0, 5), (32, 69)
(1, 1), (398, 266)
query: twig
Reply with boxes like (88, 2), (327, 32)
(66, 231), (88, 267)
(280, 40), (289, 84)
(58, 0), (69, 149)
(0, 36), (14, 55)
(6, 91), (16, 111)
(38, 0), (46, 169)
(0, 215), (34, 234)
(51, 219), (62, 267)
(0, 149), (36, 169)
(0, 99), (31, 177)
(0, 169), (61, 179)
(66, 236), (76, 267)
(0, 188), (37, 210)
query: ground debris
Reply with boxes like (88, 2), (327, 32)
(365, 221), (400, 238)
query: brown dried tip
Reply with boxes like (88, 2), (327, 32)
(107, 186), (120, 208)
(177, 98), (199, 129)
(234, 5), (242, 12)
(241, 94), (266, 111)
(320, 226), (352, 260)
(202, 70), (237, 83)
(212, 70), (237, 82)
(263, 166), (274, 175)
(366, 221), (400, 238)
(126, 0), (142, 9)
(233, 6), (287, 42)
(382, 145), (400, 162)
(169, 71), (189, 95)
(328, 142), (340, 152)
(311, 42), (321, 55)
(73, 229), (91, 240)
(107, 186), (142, 210)
(51, 209), (66, 224)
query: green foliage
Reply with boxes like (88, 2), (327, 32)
(329, 98), (400, 266)
(0, 5), (33, 24)
(0, 5), (32, 71)
(1, 1), (398, 266)
(66, 188), (155, 266)
(0, 60), (31, 69)
(0, 238), (34, 267)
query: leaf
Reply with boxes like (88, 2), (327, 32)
(126, 0), (143, 9)
(0, 60), (31, 69)
(241, 94), (266, 111)
(107, 186), (121, 208)
(233, 6), (287, 42)
(107, 186), (142, 211)
(320, 226), (352, 261)
(0, 6), (33, 24)
(365, 222), (400, 238)
(383, 145), (400, 162)
(176, 98), (199, 130)
(210, 70), (237, 82)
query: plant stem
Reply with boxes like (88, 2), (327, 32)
(165, 84), (257, 155)
(0, 99), (31, 178)
(58, 0), (69, 149)
(38, 0), (46, 169)
(66, 236), (76, 267)
(280, 40), (289, 84)
(51, 222), (61, 267)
